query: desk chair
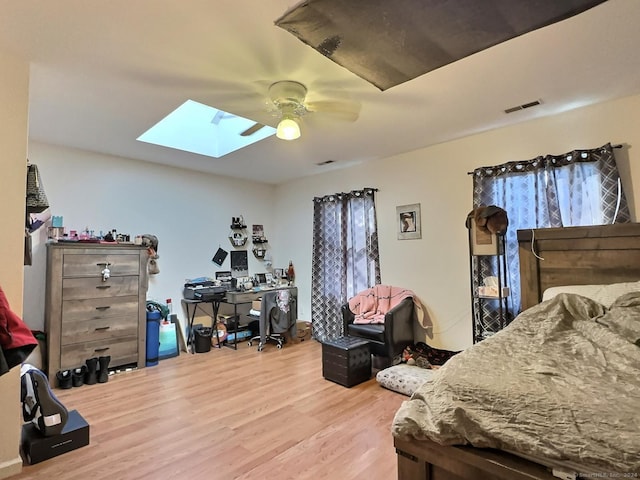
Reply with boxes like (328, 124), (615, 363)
(248, 290), (297, 351)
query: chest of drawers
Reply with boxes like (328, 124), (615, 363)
(45, 243), (149, 386)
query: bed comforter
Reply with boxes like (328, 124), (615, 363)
(392, 292), (640, 473)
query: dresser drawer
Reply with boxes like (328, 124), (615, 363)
(62, 295), (139, 322)
(61, 319), (138, 345)
(63, 276), (139, 300)
(60, 336), (138, 370)
(63, 253), (141, 277)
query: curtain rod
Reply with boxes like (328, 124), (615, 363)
(466, 144), (623, 175)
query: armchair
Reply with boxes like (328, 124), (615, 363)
(342, 296), (414, 368)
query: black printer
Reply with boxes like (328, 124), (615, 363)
(183, 280), (227, 301)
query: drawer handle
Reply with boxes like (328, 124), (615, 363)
(95, 326), (111, 331)
(95, 306), (111, 311)
(96, 285), (111, 290)
(94, 347), (110, 353)
(96, 262), (112, 267)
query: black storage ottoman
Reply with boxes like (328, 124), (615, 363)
(322, 336), (371, 387)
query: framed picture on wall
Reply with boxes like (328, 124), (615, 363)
(397, 203), (421, 240)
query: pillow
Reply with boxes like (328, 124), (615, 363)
(595, 291), (640, 346)
(542, 280), (640, 308)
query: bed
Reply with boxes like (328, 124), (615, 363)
(393, 224), (640, 479)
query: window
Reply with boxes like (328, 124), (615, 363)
(472, 143), (630, 330)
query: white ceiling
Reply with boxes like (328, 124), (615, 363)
(2, 0), (640, 185)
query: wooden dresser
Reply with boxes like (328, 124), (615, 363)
(45, 243), (149, 386)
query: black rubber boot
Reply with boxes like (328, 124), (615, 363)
(84, 357), (98, 385)
(56, 370), (73, 389)
(72, 366), (87, 387)
(97, 355), (111, 383)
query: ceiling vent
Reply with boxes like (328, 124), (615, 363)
(504, 99), (542, 114)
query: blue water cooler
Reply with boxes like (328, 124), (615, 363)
(146, 310), (162, 366)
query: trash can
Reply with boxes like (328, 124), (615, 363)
(146, 310), (162, 366)
(194, 326), (212, 353)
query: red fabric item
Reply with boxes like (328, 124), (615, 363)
(0, 285), (37, 351)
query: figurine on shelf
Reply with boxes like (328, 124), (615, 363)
(229, 230), (248, 247)
(231, 216), (246, 229)
(287, 260), (295, 285)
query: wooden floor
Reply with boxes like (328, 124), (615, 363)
(12, 339), (406, 480)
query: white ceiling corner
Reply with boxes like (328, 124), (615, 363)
(1, 0), (639, 185)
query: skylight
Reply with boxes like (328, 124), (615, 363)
(137, 99), (275, 158)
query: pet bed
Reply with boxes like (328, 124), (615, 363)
(376, 364), (436, 396)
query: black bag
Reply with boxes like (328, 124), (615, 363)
(26, 163), (49, 214)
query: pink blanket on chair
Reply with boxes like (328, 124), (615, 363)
(348, 285), (416, 324)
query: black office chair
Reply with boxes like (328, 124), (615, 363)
(342, 296), (414, 368)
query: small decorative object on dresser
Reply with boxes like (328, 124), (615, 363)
(44, 243), (149, 387)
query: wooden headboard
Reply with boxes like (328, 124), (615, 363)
(518, 223), (640, 311)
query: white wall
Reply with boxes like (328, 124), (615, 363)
(0, 45), (29, 479)
(24, 142), (277, 330)
(274, 93), (640, 351)
(24, 93), (640, 353)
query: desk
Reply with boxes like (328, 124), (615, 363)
(224, 285), (296, 304)
(182, 286), (297, 353)
(182, 295), (225, 354)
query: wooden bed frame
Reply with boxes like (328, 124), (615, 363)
(395, 223), (640, 480)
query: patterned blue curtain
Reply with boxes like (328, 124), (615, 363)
(472, 143), (630, 336)
(311, 188), (380, 341)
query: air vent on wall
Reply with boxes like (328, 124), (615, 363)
(316, 160), (335, 166)
(504, 99), (542, 114)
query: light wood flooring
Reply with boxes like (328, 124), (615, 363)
(12, 339), (406, 480)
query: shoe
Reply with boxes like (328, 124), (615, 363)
(84, 357), (98, 385)
(56, 370), (73, 389)
(72, 366), (87, 387)
(97, 355), (111, 383)
(20, 364), (69, 436)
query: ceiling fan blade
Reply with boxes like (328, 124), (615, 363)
(305, 100), (360, 122)
(240, 123), (266, 136)
(211, 110), (225, 125)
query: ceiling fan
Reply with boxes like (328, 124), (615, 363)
(269, 80), (310, 140)
(241, 80), (361, 140)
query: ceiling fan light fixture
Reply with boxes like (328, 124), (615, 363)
(276, 117), (300, 140)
